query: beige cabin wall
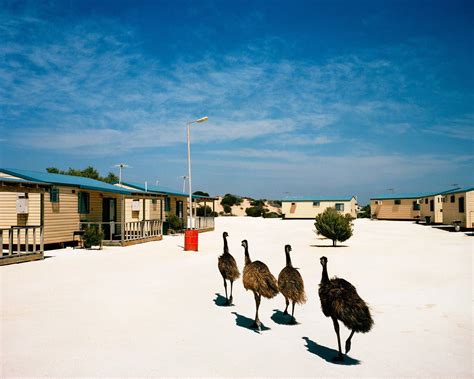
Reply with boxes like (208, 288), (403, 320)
(371, 198), (421, 220)
(419, 195), (443, 223)
(0, 186), (80, 244)
(282, 199), (356, 219)
(442, 191), (474, 228)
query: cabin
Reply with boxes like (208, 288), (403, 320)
(418, 189), (457, 224)
(119, 182), (216, 232)
(370, 193), (423, 220)
(282, 196), (358, 219)
(0, 168), (163, 248)
(441, 186), (474, 229)
(119, 182), (188, 224)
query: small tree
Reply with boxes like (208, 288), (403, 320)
(193, 191), (210, 197)
(221, 194), (242, 207)
(223, 204), (232, 214)
(314, 207), (353, 246)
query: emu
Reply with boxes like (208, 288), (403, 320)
(241, 240), (279, 329)
(318, 256), (373, 361)
(217, 232), (240, 305)
(277, 244), (306, 324)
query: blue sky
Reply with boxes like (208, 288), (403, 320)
(1, 0), (473, 203)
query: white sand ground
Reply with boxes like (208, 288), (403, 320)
(1, 218), (472, 378)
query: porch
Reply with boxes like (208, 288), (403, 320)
(79, 219), (163, 247)
(0, 177), (49, 265)
(0, 226), (44, 265)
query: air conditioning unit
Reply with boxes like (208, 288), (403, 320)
(16, 193), (29, 214)
(131, 200), (140, 211)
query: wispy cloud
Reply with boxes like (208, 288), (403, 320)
(2, 11), (459, 156)
(424, 115), (474, 141)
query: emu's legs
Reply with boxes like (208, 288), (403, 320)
(252, 292), (261, 328)
(229, 280), (234, 304)
(332, 317), (344, 361)
(345, 330), (355, 354)
(222, 277), (228, 304)
(289, 301), (296, 324)
(283, 297), (289, 315)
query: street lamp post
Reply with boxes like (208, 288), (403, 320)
(186, 116), (208, 230)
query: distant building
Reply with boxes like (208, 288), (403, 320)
(281, 196), (357, 219)
(441, 186), (474, 229)
(371, 189), (455, 222)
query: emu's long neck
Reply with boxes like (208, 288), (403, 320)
(244, 247), (251, 266)
(223, 236), (229, 254)
(321, 264), (330, 284)
(285, 250), (292, 267)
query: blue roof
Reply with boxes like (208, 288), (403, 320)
(371, 188), (458, 200)
(121, 181), (188, 197)
(442, 186), (474, 195)
(0, 168), (135, 195)
(0, 176), (51, 185)
(283, 196), (355, 202)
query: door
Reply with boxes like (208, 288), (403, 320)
(102, 198), (117, 239)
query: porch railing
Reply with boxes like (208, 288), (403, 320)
(189, 216), (215, 230)
(79, 220), (162, 242)
(0, 226), (44, 257)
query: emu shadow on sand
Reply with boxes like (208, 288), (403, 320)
(231, 312), (270, 334)
(302, 337), (360, 365)
(318, 256), (373, 362)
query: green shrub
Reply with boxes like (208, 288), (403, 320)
(250, 199), (265, 207)
(314, 207), (353, 246)
(193, 191), (209, 197)
(83, 225), (104, 249)
(196, 205), (217, 217)
(246, 205), (268, 217)
(223, 204), (232, 214)
(221, 194), (242, 207)
(167, 214), (184, 232)
(263, 211), (281, 218)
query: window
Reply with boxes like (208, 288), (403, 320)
(429, 200), (434, 212)
(424, 198), (428, 204)
(413, 201), (420, 211)
(459, 197), (465, 213)
(450, 195), (455, 203)
(165, 197), (171, 212)
(313, 201), (320, 207)
(394, 199), (401, 205)
(50, 188), (59, 203)
(335, 203), (344, 212)
(78, 192), (90, 214)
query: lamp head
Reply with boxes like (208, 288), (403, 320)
(196, 116), (208, 123)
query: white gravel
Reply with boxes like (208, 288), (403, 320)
(1, 217), (472, 377)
